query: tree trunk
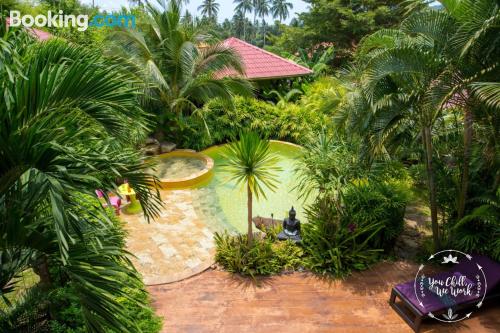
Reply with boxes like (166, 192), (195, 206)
(243, 11), (246, 40)
(247, 183), (253, 246)
(263, 21), (266, 46)
(457, 106), (473, 219)
(423, 126), (440, 251)
(36, 255), (52, 289)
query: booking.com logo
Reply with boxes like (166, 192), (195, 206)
(9, 10), (136, 32)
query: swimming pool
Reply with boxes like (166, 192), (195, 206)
(199, 141), (311, 232)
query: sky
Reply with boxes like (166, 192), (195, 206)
(80, 0), (310, 23)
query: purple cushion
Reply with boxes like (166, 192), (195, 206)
(395, 255), (500, 315)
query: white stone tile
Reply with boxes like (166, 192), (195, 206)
(159, 245), (177, 258)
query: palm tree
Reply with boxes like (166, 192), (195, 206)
(254, 0), (270, 45)
(221, 132), (282, 245)
(0, 28), (162, 332)
(355, 0), (499, 250)
(110, 0), (253, 139)
(198, 0), (220, 20)
(271, 0), (292, 23)
(234, 0), (253, 40)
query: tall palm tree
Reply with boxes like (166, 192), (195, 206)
(355, 0), (499, 250)
(271, 0), (293, 23)
(110, 0), (253, 139)
(0, 27), (162, 332)
(434, 0), (499, 219)
(222, 132), (281, 245)
(198, 0), (220, 20)
(255, 0), (270, 45)
(234, 0), (253, 40)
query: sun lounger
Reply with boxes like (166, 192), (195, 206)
(389, 255), (500, 332)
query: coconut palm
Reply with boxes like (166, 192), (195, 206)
(109, 0), (253, 139)
(271, 0), (292, 23)
(254, 0), (270, 45)
(198, 0), (220, 20)
(221, 132), (282, 245)
(0, 28), (162, 332)
(234, 0), (253, 40)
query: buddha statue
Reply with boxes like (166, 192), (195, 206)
(277, 207), (301, 243)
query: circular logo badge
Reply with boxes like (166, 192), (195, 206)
(413, 250), (487, 323)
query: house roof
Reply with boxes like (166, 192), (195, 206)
(5, 18), (52, 41)
(219, 37), (312, 80)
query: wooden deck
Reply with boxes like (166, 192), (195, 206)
(149, 261), (500, 333)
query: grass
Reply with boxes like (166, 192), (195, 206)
(0, 269), (39, 311)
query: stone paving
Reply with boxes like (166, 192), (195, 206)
(149, 261), (500, 333)
(120, 188), (233, 285)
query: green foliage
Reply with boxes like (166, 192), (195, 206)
(273, 240), (304, 271)
(0, 278), (162, 333)
(450, 189), (500, 261)
(270, 0), (404, 64)
(181, 83), (336, 150)
(108, 0), (253, 138)
(214, 231), (304, 276)
(221, 132), (281, 200)
(0, 286), (49, 332)
(296, 131), (365, 199)
(289, 46), (335, 78)
(342, 180), (411, 250)
(300, 176), (410, 277)
(1, 199), (162, 333)
(301, 195), (384, 276)
(220, 132), (281, 244)
(48, 285), (86, 333)
(0, 30), (162, 332)
(295, 132), (410, 275)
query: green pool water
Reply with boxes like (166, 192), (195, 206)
(196, 141), (311, 233)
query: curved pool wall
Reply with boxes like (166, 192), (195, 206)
(155, 150), (214, 190)
(201, 140), (311, 233)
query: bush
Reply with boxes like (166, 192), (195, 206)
(301, 195), (384, 277)
(449, 189), (500, 261)
(0, 287), (50, 333)
(0, 277), (162, 333)
(343, 180), (411, 251)
(1, 196), (163, 333)
(301, 178), (410, 276)
(214, 231), (304, 277)
(179, 96), (331, 150)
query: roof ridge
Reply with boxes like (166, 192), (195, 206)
(225, 37), (312, 74)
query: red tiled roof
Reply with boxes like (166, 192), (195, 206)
(220, 37), (312, 80)
(6, 18), (52, 41)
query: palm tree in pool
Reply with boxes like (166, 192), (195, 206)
(222, 132), (282, 245)
(255, 0), (270, 45)
(271, 0), (293, 23)
(198, 0), (220, 20)
(109, 0), (253, 139)
(234, 0), (253, 40)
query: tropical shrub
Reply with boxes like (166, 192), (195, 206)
(183, 96), (328, 149)
(0, 278), (162, 333)
(342, 180), (411, 251)
(214, 232), (304, 276)
(301, 195), (383, 276)
(0, 200), (162, 333)
(450, 189), (500, 261)
(296, 132), (411, 275)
